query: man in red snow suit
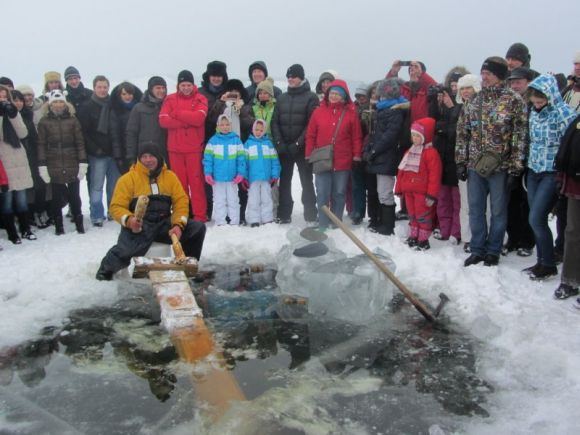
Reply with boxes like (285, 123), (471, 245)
(159, 70), (208, 221)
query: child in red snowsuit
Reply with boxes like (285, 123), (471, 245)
(394, 117), (442, 250)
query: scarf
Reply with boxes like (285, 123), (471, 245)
(398, 143), (424, 173)
(91, 94), (111, 135)
(376, 96), (407, 111)
(223, 101), (241, 137)
(1, 115), (21, 148)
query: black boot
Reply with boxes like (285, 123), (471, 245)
(376, 204), (396, 235)
(1, 214), (21, 244)
(17, 213), (37, 240)
(55, 215), (65, 235)
(74, 215), (85, 234)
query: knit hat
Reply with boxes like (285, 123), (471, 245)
(0, 77), (14, 88)
(574, 52), (580, 64)
(64, 66), (80, 80)
(44, 71), (61, 83)
(505, 43), (531, 67)
(16, 85), (34, 96)
(329, 86), (347, 100)
(147, 76), (167, 93)
(47, 89), (67, 104)
(177, 70), (194, 85)
(455, 74), (482, 104)
(410, 117), (436, 146)
(481, 57), (508, 80)
(138, 142), (165, 170)
(286, 64), (305, 80)
(376, 78), (402, 100)
(256, 77), (275, 98)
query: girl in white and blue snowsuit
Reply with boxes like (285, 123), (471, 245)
(244, 119), (281, 226)
(203, 114), (247, 225)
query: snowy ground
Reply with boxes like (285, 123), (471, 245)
(1, 173), (579, 434)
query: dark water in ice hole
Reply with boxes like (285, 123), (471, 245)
(0, 263), (493, 435)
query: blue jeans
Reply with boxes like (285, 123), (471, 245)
(527, 170), (557, 267)
(88, 155), (120, 223)
(0, 189), (28, 215)
(467, 169), (508, 257)
(315, 170), (350, 228)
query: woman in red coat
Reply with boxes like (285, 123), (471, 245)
(395, 117), (442, 250)
(159, 70), (208, 222)
(306, 80), (363, 229)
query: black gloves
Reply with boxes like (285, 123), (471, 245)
(1, 101), (18, 118)
(456, 164), (468, 182)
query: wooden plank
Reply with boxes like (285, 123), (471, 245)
(132, 257), (198, 278)
(143, 267), (246, 420)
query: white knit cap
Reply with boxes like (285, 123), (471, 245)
(456, 74), (482, 104)
(16, 85), (34, 96)
(574, 52), (580, 64)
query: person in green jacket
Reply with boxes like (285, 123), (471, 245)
(252, 77), (276, 138)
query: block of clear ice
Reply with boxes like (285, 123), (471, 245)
(275, 227), (397, 324)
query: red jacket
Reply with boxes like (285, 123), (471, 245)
(395, 145), (442, 199)
(305, 80), (363, 171)
(0, 158), (8, 188)
(159, 87), (208, 154)
(387, 71), (436, 123)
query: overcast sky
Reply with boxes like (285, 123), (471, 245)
(4, 0), (579, 93)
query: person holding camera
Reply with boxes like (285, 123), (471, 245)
(0, 85), (36, 244)
(456, 57), (527, 267)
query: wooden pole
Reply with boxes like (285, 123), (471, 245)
(170, 233), (187, 265)
(321, 205), (436, 323)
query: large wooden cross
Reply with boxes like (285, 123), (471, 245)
(131, 237), (245, 422)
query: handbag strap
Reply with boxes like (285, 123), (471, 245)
(330, 109), (347, 146)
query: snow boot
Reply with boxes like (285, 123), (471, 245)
(522, 263), (541, 275)
(95, 264), (113, 281)
(415, 240), (431, 251)
(17, 213), (37, 240)
(74, 215), (85, 234)
(529, 264), (558, 281)
(55, 215), (65, 235)
(376, 205), (395, 235)
(483, 254), (499, 267)
(405, 237), (418, 248)
(1, 214), (21, 244)
(464, 254), (484, 267)
(34, 212), (50, 229)
(553, 283), (579, 300)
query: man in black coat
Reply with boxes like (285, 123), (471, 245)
(271, 64), (319, 223)
(245, 61), (282, 104)
(64, 66), (93, 112)
(125, 76), (168, 166)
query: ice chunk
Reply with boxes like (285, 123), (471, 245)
(276, 228), (397, 324)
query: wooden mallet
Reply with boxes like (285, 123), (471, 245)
(170, 233), (187, 265)
(133, 195), (149, 233)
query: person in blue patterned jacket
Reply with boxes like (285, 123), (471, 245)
(202, 114), (247, 225)
(244, 119), (280, 227)
(523, 74), (576, 280)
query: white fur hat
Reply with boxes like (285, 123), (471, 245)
(574, 52), (580, 64)
(456, 74), (482, 104)
(47, 89), (67, 104)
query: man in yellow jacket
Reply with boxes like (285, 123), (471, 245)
(96, 143), (206, 280)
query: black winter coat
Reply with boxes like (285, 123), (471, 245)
(77, 98), (113, 157)
(19, 108), (39, 176)
(125, 92), (167, 164)
(430, 100), (462, 186)
(199, 84), (226, 142)
(207, 100), (255, 142)
(271, 80), (319, 156)
(109, 84), (143, 165)
(364, 102), (410, 176)
(37, 110), (87, 184)
(66, 83), (93, 113)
